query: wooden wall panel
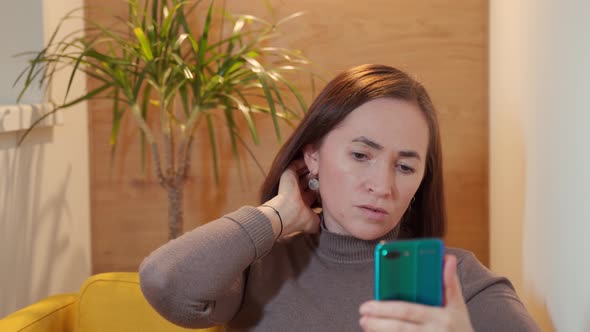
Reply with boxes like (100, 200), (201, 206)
(85, 0), (488, 272)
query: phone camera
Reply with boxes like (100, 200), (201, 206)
(382, 250), (402, 259)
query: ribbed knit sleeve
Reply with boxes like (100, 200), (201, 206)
(449, 248), (541, 332)
(138, 206), (276, 329)
(223, 206), (276, 259)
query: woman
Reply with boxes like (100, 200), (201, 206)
(139, 64), (540, 331)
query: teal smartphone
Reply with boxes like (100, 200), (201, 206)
(374, 238), (444, 306)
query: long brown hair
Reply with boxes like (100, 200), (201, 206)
(260, 64), (446, 238)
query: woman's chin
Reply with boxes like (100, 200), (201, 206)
(347, 224), (395, 241)
(324, 216), (399, 240)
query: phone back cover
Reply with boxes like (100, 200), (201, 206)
(374, 239), (443, 306)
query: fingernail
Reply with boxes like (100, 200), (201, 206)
(359, 316), (367, 326)
(359, 303), (371, 314)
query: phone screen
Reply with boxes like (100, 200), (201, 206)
(374, 238), (443, 306)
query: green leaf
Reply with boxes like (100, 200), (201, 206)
(223, 92), (259, 144)
(276, 11), (305, 26)
(264, 70), (302, 121)
(205, 113), (219, 184)
(176, 6), (200, 57)
(171, 53), (194, 80)
(179, 84), (190, 117)
(151, 0), (159, 26)
(273, 71), (307, 114)
(110, 87), (122, 159)
(18, 82), (113, 145)
(222, 100), (241, 171)
(224, 16), (246, 56)
(173, 33), (189, 51)
(160, 3), (177, 39)
(146, 23), (158, 55)
(228, 126), (266, 176)
(134, 27), (154, 60)
(16, 49), (48, 103)
(132, 61), (154, 99)
(140, 83), (153, 172)
(197, 2), (214, 69)
(257, 74), (281, 143)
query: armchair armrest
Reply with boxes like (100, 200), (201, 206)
(78, 272), (221, 332)
(0, 294), (77, 332)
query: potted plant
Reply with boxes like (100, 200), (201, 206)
(16, 0), (313, 239)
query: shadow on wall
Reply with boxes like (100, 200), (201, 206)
(0, 127), (88, 317)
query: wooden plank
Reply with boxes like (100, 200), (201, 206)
(85, 0), (488, 272)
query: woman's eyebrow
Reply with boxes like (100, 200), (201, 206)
(352, 136), (421, 160)
(398, 150), (421, 161)
(351, 136), (383, 150)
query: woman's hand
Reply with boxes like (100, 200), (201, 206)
(359, 255), (474, 332)
(259, 159), (320, 238)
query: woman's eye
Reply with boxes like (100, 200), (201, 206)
(351, 152), (368, 161)
(397, 164), (415, 174)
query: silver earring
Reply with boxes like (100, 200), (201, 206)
(308, 178), (320, 191)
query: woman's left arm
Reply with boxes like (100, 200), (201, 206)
(455, 251), (541, 332)
(359, 255), (474, 332)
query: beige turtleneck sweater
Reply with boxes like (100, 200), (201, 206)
(139, 207), (540, 332)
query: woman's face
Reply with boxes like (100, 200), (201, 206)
(304, 98), (429, 240)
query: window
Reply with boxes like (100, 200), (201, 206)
(0, 1), (60, 134)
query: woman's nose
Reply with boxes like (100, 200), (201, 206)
(366, 164), (396, 198)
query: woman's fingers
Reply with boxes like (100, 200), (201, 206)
(283, 160), (317, 204)
(273, 160), (320, 235)
(278, 165), (302, 192)
(359, 314), (418, 332)
(289, 159), (309, 176)
(360, 300), (441, 324)
(443, 255), (465, 308)
(358, 256), (474, 332)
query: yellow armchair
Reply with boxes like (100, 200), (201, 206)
(0, 272), (221, 332)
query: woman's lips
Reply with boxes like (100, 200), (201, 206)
(357, 205), (389, 221)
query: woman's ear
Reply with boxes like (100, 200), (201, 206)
(303, 144), (320, 175)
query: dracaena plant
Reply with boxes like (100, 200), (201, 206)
(16, 0), (312, 239)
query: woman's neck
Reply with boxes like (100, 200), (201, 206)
(312, 214), (400, 263)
